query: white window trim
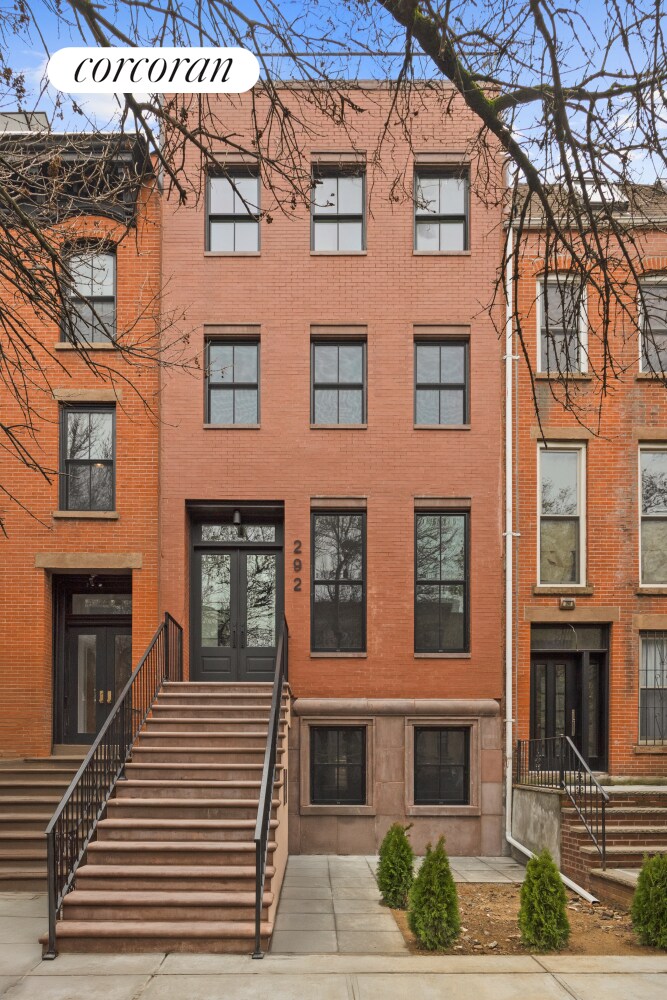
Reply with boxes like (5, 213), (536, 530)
(536, 277), (588, 374)
(638, 444), (667, 586)
(537, 442), (587, 586)
(637, 277), (667, 373)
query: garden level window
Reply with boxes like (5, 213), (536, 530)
(415, 512), (468, 653)
(538, 278), (586, 373)
(414, 170), (468, 251)
(311, 512), (365, 652)
(310, 726), (366, 805)
(639, 633), (667, 743)
(207, 172), (260, 251)
(640, 448), (667, 585)
(311, 342), (366, 424)
(538, 446), (585, 585)
(414, 727), (470, 805)
(639, 283), (667, 373)
(311, 169), (365, 251)
(415, 341), (468, 425)
(206, 341), (259, 424)
(65, 249), (115, 343)
(60, 406), (115, 511)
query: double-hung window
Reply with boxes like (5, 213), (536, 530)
(311, 341), (366, 424)
(538, 277), (586, 373)
(538, 446), (585, 585)
(414, 727), (470, 805)
(414, 169), (468, 251)
(415, 512), (468, 652)
(207, 172), (260, 251)
(639, 282), (667, 373)
(65, 248), (116, 343)
(640, 448), (667, 585)
(205, 340), (259, 424)
(310, 726), (366, 804)
(311, 169), (365, 251)
(415, 341), (468, 425)
(639, 633), (667, 743)
(311, 511), (365, 652)
(60, 405), (115, 511)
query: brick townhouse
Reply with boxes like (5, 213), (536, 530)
(159, 84), (507, 858)
(0, 115), (161, 883)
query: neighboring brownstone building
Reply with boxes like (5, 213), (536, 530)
(0, 121), (161, 761)
(159, 85), (507, 855)
(512, 183), (667, 779)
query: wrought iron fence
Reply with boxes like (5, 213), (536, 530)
(515, 735), (608, 867)
(44, 612), (183, 959)
(253, 615), (288, 958)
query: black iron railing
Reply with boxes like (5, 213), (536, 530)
(44, 612), (183, 959)
(515, 735), (608, 868)
(253, 615), (288, 958)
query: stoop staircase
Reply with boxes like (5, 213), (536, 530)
(46, 681), (290, 954)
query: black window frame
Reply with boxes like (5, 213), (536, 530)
(62, 244), (117, 345)
(205, 338), (260, 425)
(311, 510), (367, 653)
(59, 403), (116, 512)
(310, 340), (367, 425)
(414, 511), (469, 653)
(414, 339), (469, 425)
(311, 166), (366, 252)
(413, 167), (469, 252)
(310, 725), (367, 805)
(414, 726), (470, 805)
(206, 170), (260, 252)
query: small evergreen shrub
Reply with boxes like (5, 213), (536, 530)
(518, 849), (570, 951)
(407, 837), (460, 950)
(377, 823), (414, 908)
(631, 852), (667, 950)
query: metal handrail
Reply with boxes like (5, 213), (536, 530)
(44, 612), (183, 959)
(515, 735), (609, 868)
(252, 615), (288, 958)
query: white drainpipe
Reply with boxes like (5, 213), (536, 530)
(502, 222), (598, 905)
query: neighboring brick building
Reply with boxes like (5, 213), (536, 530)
(159, 85), (507, 855)
(512, 183), (667, 778)
(0, 124), (161, 759)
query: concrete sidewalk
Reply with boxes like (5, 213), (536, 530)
(2, 890), (667, 1000)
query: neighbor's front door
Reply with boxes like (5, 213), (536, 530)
(530, 653), (607, 771)
(192, 537), (281, 682)
(64, 625), (132, 743)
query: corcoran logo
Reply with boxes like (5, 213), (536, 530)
(47, 47), (260, 94)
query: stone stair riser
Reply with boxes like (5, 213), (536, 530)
(87, 843), (276, 866)
(53, 933), (272, 954)
(96, 822), (276, 842)
(63, 902), (271, 922)
(76, 871), (274, 892)
(107, 801), (278, 820)
(115, 781), (282, 800)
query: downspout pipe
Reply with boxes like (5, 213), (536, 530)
(502, 223), (598, 906)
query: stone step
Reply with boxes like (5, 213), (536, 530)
(580, 844), (667, 865)
(149, 706), (275, 721)
(137, 732), (272, 750)
(115, 779), (282, 800)
(75, 863), (275, 892)
(570, 824), (667, 841)
(107, 797), (278, 820)
(0, 814), (53, 832)
(0, 796), (63, 813)
(63, 889), (272, 922)
(0, 776), (76, 790)
(0, 850), (47, 870)
(43, 919), (272, 954)
(96, 817), (278, 842)
(124, 762), (283, 781)
(163, 682), (273, 691)
(130, 746), (284, 764)
(144, 717), (273, 732)
(86, 839), (276, 867)
(0, 832), (46, 853)
(155, 693), (278, 707)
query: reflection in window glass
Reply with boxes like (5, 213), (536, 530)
(539, 279), (584, 373)
(414, 171), (468, 251)
(312, 171), (365, 251)
(207, 174), (260, 251)
(66, 250), (116, 343)
(640, 284), (667, 372)
(415, 513), (468, 652)
(415, 341), (468, 425)
(206, 341), (259, 424)
(61, 407), (115, 511)
(414, 727), (470, 805)
(539, 448), (582, 584)
(311, 342), (365, 424)
(201, 553), (231, 647)
(311, 726), (366, 804)
(639, 633), (667, 742)
(312, 512), (365, 651)
(641, 449), (667, 584)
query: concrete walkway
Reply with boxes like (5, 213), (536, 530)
(2, 879), (666, 1000)
(270, 855), (527, 954)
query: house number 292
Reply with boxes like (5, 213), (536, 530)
(293, 540), (302, 591)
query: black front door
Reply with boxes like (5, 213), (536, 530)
(530, 652), (607, 771)
(64, 624), (132, 743)
(191, 518), (283, 682)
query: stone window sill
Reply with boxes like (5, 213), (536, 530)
(637, 587), (667, 595)
(534, 372), (593, 381)
(310, 251), (367, 257)
(413, 250), (471, 257)
(53, 510), (119, 520)
(414, 652), (472, 659)
(54, 342), (116, 351)
(533, 585), (594, 596)
(634, 744), (667, 754)
(414, 424), (471, 431)
(310, 424), (368, 430)
(406, 803), (481, 818)
(300, 804), (376, 817)
(310, 652), (367, 658)
(204, 251), (261, 257)
(203, 423), (260, 430)
(636, 373), (667, 380)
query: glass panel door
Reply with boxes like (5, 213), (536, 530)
(193, 550), (238, 681)
(76, 633), (98, 735)
(239, 551), (278, 680)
